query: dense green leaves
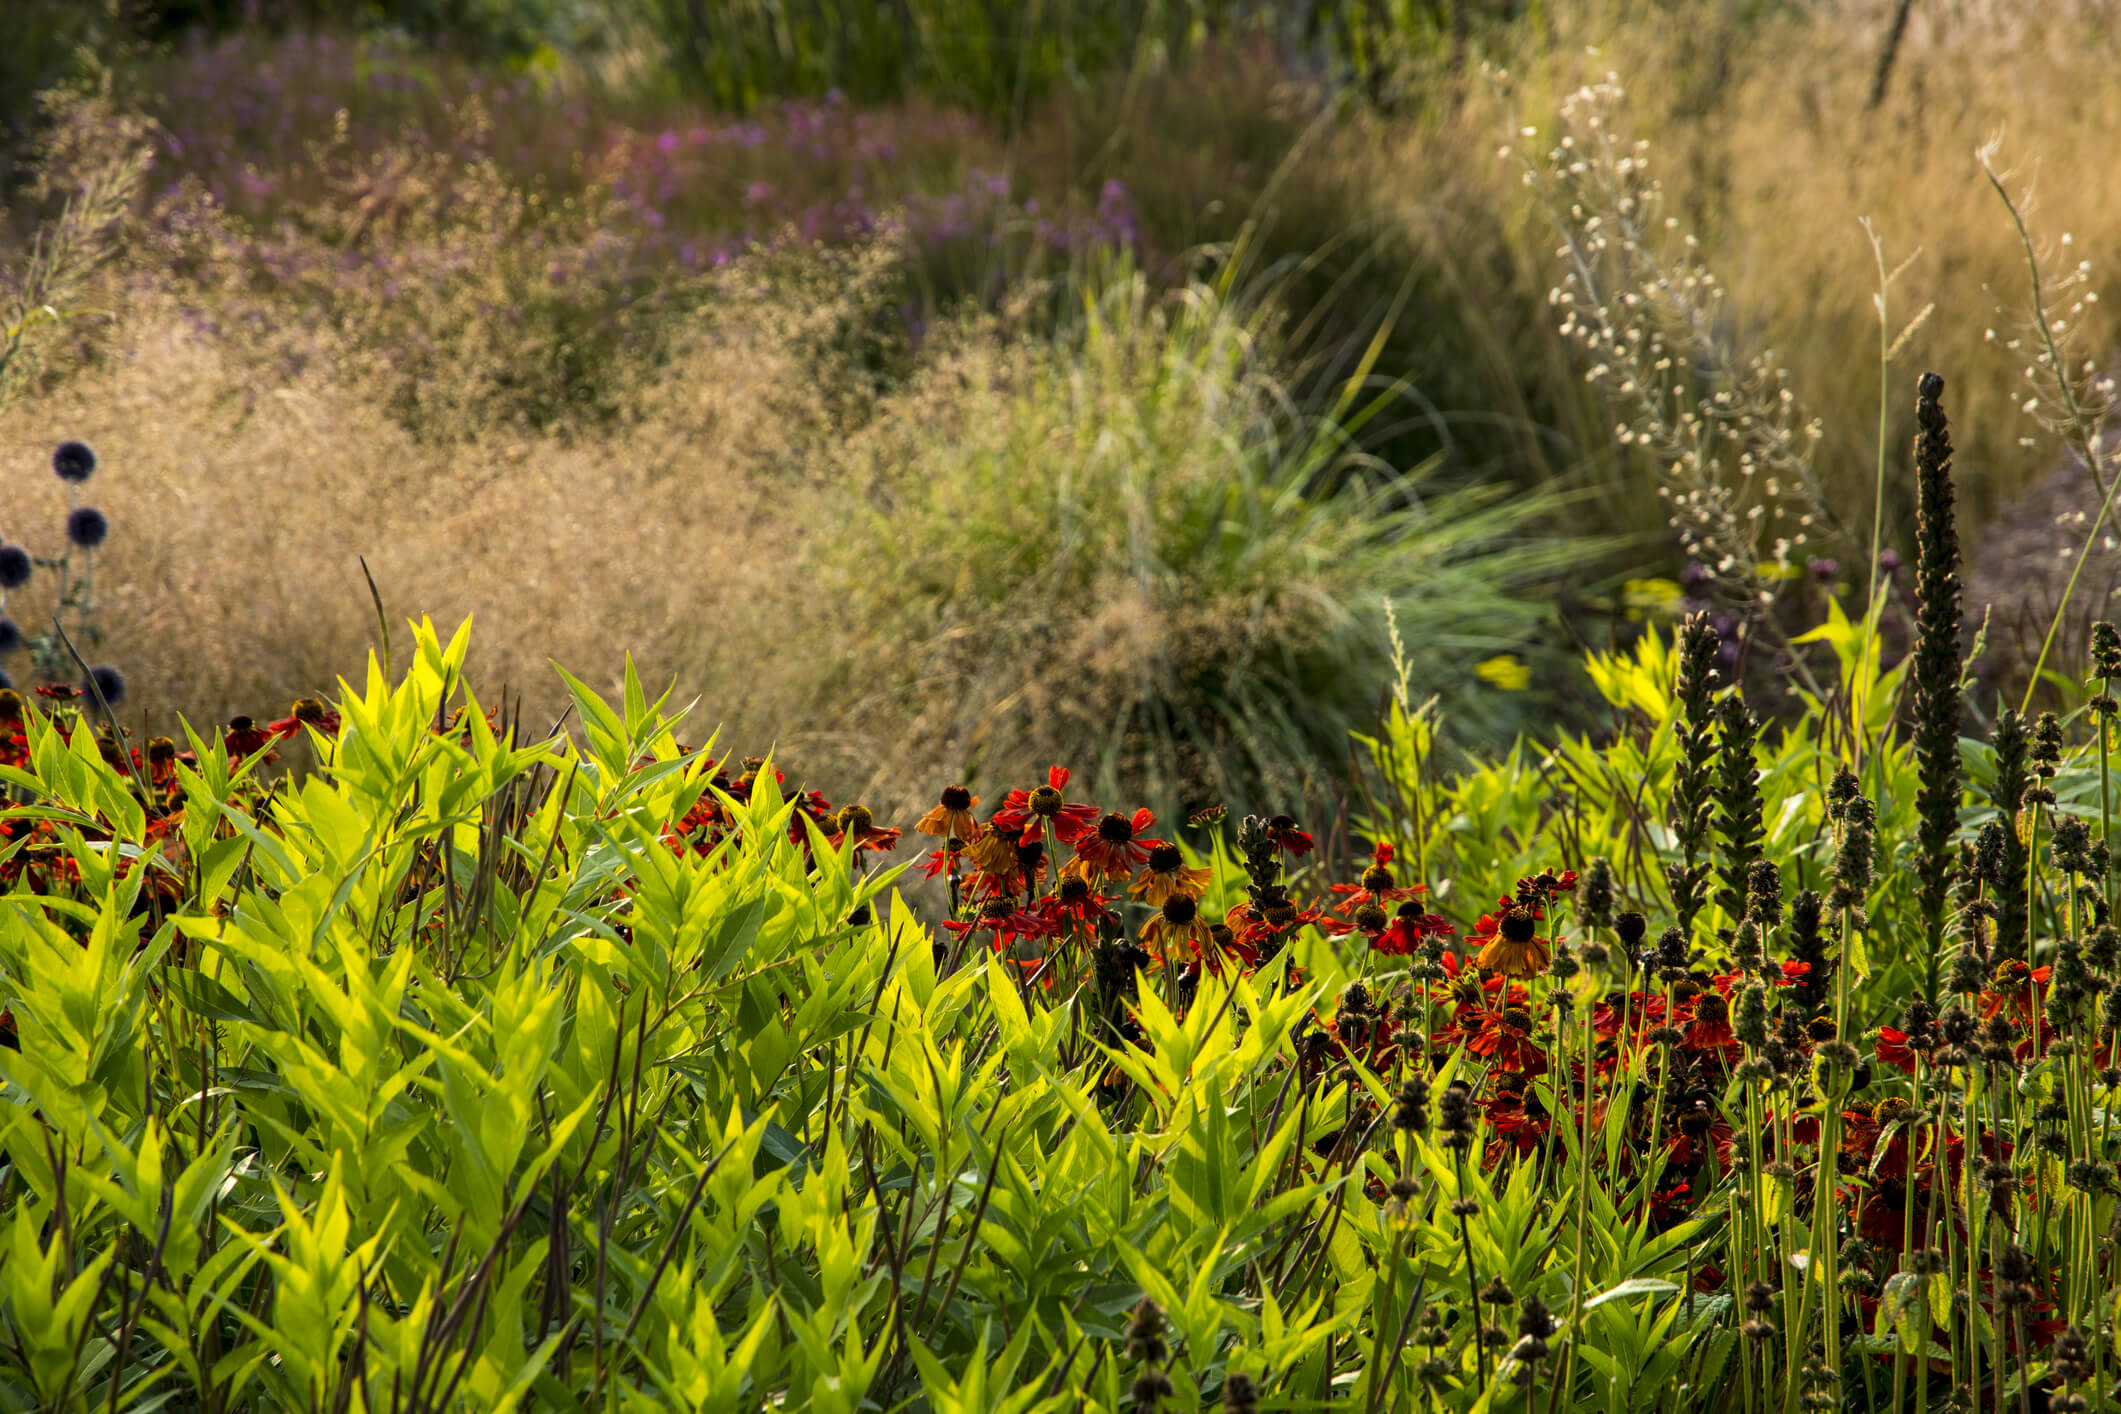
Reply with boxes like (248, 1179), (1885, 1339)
(0, 620), (1709, 1411)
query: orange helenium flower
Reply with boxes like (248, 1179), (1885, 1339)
(1473, 905), (1552, 979)
(991, 766), (1099, 846)
(1142, 893), (1214, 960)
(268, 697), (341, 739)
(1128, 843), (1212, 906)
(915, 785), (981, 841)
(1067, 808), (1161, 881)
(829, 804), (902, 857)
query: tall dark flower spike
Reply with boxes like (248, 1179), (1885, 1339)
(1578, 856), (1615, 930)
(1714, 693), (1763, 924)
(1827, 768), (1876, 925)
(1667, 614), (1720, 935)
(1986, 709), (2031, 958)
(1910, 372), (1965, 994)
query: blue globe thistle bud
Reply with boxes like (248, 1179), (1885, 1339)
(83, 664), (125, 708)
(0, 545), (29, 590)
(52, 440), (97, 483)
(0, 618), (16, 656)
(66, 507), (109, 549)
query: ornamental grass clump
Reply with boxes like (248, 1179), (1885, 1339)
(816, 263), (1584, 812)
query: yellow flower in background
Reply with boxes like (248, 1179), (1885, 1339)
(1476, 654), (1531, 691)
(1621, 576), (1685, 620)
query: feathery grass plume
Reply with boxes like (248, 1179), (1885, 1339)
(1910, 371), (1965, 997)
(1987, 707), (2032, 958)
(1666, 613), (1721, 934)
(1714, 693), (1764, 926)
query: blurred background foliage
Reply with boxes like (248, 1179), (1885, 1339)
(1, 0), (2113, 822)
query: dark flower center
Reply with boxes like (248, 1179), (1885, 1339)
(1028, 785), (1064, 816)
(941, 785), (973, 810)
(1059, 876), (1091, 903)
(1268, 813), (1296, 831)
(1263, 900), (1298, 926)
(1396, 900), (1428, 919)
(1354, 904), (1388, 932)
(147, 737), (177, 764)
(1502, 1008), (1533, 1031)
(1097, 812), (1134, 843)
(229, 715), (254, 732)
(1499, 909), (1539, 943)
(1208, 923), (1234, 947)
(1161, 895), (1199, 925)
(1694, 993), (1729, 1024)
(1361, 864), (1393, 891)
(1148, 843), (1184, 872)
(838, 804), (874, 834)
(979, 898), (1015, 921)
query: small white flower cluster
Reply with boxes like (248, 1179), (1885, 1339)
(1978, 145), (2120, 507)
(1513, 77), (1827, 604)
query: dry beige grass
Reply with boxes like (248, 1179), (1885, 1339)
(0, 272), (843, 761)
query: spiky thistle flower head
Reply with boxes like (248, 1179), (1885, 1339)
(51, 440), (96, 483)
(65, 506), (109, 549)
